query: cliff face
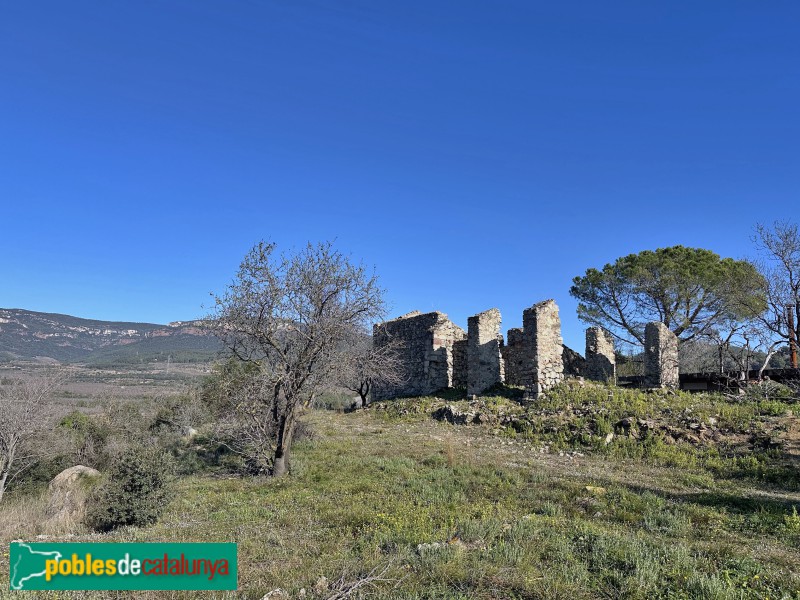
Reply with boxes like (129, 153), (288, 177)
(0, 309), (220, 363)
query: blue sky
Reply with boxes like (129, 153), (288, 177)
(1, 1), (798, 350)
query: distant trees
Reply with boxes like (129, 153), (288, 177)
(210, 241), (387, 477)
(0, 371), (63, 502)
(570, 246), (766, 348)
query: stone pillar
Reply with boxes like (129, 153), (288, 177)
(585, 327), (616, 383)
(644, 322), (679, 388)
(467, 308), (504, 396)
(522, 299), (564, 399)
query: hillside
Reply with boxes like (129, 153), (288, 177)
(1, 384), (798, 598)
(0, 308), (221, 364)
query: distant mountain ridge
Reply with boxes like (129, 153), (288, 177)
(0, 308), (222, 364)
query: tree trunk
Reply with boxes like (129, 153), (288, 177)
(758, 344), (779, 380)
(272, 410), (296, 477)
(0, 444), (16, 503)
(0, 469), (9, 503)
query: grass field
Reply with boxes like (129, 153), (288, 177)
(1, 382), (799, 599)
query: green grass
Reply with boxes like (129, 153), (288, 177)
(3, 391), (799, 599)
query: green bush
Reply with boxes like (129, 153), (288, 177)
(85, 446), (173, 532)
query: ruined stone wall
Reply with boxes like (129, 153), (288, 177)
(585, 327), (616, 383)
(644, 322), (679, 388)
(522, 299), (564, 399)
(466, 308), (504, 396)
(562, 345), (586, 377)
(452, 339), (468, 389)
(501, 328), (525, 387)
(372, 311), (466, 400)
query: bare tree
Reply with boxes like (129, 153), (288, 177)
(337, 329), (404, 408)
(0, 370), (63, 502)
(754, 221), (800, 369)
(211, 367), (280, 474)
(210, 241), (386, 477)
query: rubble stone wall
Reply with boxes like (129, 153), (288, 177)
(644, 322), (679, 388)
(372, 311), (466, 400)
(452, 339), (468, 389)
(467, 308), (504, 396)
(562, 345), (586, 377)
(501, 328), (526, 387)
(522, 299), (564, 399)
(585, 327), (616, 383)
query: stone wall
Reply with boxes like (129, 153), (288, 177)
(452, 339), (468, 389)
(466, 308), (504, 396)
(562, 345), (586, 377)
(644, 322), (679, 388)
(501, 328), (525, 387)
(522, 299), (564, 399)
(372, 311), (466, 400)
(585, 327), (616, 382)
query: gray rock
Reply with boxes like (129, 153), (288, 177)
(45, 465), (101, 524)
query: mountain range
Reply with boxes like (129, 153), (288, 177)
(0, 308), (222, 365)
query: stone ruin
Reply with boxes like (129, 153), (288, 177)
(372, 311), (466, 400)
(585, 326), (616, 382)
(521, 300), (565, 398)
(467, 308), (504, 396)
(373, 300), (626, 401)
(500, 328), (525, 387)
(644, 321), (679, 388)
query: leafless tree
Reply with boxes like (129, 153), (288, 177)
(210, 367), (280, 474)
(754, 221), (800, 366)
(337, 329), (405, 408)
(210, 241), (386, 477)
(0, 370), (64, 502)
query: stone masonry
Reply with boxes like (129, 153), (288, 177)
(501, 328), (525, 387)
(466, 308), (504, 396)
(452, 339), (468, 389)
(585, 326), (616, 383)
(372, 311), (466, 400)
(562, 345), (586, 377)
(374, 300), (579, 401)
(522, 299), (564, 399)
(644, 322), (679, 388)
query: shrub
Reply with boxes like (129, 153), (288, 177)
(58, 411), (109, 468)
(85, 446), (173, 532)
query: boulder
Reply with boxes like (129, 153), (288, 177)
(45, 465), (101, 524)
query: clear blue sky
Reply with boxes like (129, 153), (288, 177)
(1, 1), (798, 350)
